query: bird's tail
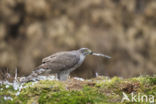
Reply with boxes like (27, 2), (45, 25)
(20, 66), (46, 83)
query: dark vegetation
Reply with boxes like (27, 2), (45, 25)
(0, 0), (156, 79)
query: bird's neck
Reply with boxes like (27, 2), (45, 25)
(79, 54), (86, 63)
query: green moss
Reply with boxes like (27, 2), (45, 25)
(39, 87), (107, 104)
(0, 75), (155, 104)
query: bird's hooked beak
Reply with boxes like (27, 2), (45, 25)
(89, 50), (93, 55)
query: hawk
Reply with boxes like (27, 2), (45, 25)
(22, 48), (111, 82)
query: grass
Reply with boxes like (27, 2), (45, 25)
(0, 75), (155, 104)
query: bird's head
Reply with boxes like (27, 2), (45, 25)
(79, 48), (93, 56)
(78, 48), (111, 59)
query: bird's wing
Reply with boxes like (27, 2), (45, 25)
(37, 51), (80, 73)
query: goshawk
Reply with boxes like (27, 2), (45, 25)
(23, 48), (111, 82)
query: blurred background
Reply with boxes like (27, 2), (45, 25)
(0, 0), (156, 80)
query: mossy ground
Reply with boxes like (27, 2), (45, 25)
(0, 76), (156, 104)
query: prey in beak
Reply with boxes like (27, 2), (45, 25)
(91, 52), (111, 59)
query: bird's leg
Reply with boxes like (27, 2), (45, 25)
(57, 72), (70, 81)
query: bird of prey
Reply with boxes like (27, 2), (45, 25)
(22, 48), (111, 82)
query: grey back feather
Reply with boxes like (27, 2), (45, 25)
(36, 51), (80, 73)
